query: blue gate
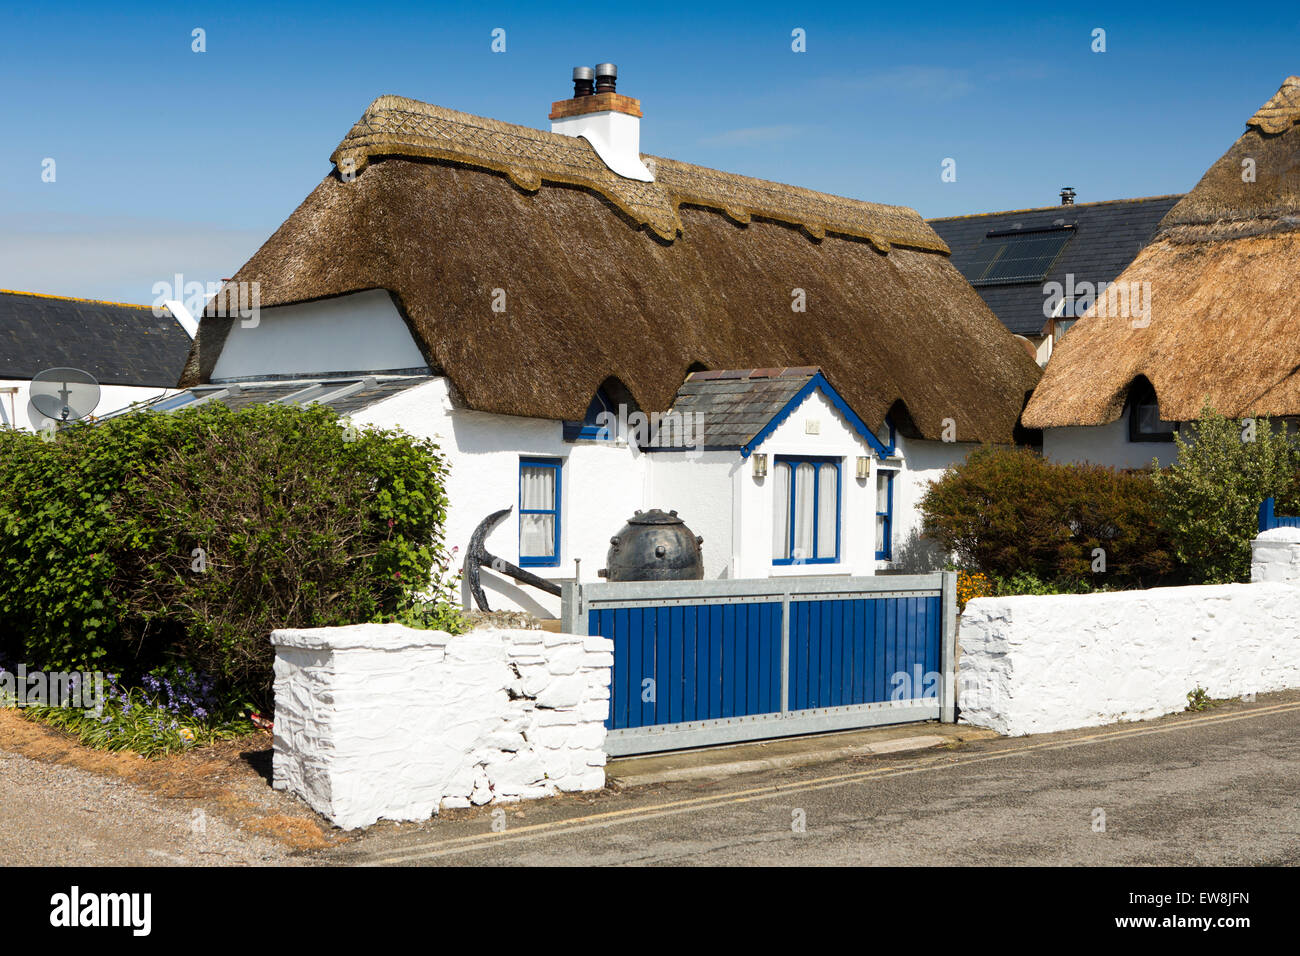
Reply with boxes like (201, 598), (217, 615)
(1259, 497), (1300, 532)
(563, 574), (955, 756)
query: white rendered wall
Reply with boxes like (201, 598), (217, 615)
(643, 450), (736, 578)
(271, 623), (612, 830)
(958, 535), (1300, 736)
(210, 289), (428, 381)
(0, 379), (174, 432)
(888, 436), (975, 572)
(1042, 416), (1180, 469)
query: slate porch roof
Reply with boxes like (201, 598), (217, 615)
(660, 367), (888, 456)
(927, 195), (1182, 336)
(0, 289), (191, 387)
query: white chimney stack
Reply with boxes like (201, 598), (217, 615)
(550, 63), (654, 182)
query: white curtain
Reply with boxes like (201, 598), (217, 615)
(519, 466), (556, 557)
(816, 464), (838, 559)
(876, 471), (893, 556)
(793, 463), (815, 561)
(772, 461), (790, 560)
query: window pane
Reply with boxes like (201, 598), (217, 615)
(520, 465), (555, 509)
(875, 514), (886, 555)
(876, 471), (890, 513)
(793, 463), (815, 562)
(520, 514), (554, 557)
(816, 464), (838, 559)
(772, 461), (790, 560)
(1137, 403), (1172, 434)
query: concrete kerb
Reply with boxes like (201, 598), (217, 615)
(605, 721), (996, 787)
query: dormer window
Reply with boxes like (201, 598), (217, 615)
(1128, 379), (1176, 443)
(563, 388), (617, 441)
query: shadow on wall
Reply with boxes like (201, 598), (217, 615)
(891, 527), (948, 573)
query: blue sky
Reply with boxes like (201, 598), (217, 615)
(1, 0), (1296, 303)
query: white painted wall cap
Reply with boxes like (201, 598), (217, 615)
(1254, 527), (1300, 544)
(270, 622), (452, 651)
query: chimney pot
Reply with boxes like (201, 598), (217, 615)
(1060, 186), (1076, 206)
(572, 66), (595, 97)
(595, 62), (617, 94)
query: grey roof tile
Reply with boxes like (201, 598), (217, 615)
(928, 195), (1182, 336)
(0, 290), (191, 386)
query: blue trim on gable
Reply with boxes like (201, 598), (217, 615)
(741, 372), (890, 459)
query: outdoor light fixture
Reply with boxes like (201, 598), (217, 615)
(856, 456), (871, 480)
(752, 453), (768, 478)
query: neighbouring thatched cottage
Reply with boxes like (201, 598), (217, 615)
(1024, 76), (1300, 468)
(174, 67), (1039, 616)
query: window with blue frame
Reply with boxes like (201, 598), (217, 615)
(772, 456), (840, 564)
(519, 457), (561, 566)
(562, 388), (616, 442)
(875, 468), (896, 560)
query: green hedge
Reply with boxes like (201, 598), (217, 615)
(922, 410), (1300, 590)
(0, 403), (453, 706)
(920, 445), (1175, 590)
(1152, 407), (1300, 584)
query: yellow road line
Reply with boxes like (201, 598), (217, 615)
(358, 700), (1300, 864)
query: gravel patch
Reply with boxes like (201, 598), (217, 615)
(0, 748), (307, 865)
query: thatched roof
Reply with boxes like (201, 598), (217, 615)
(1024, 77), (1300, 428)
(182, 95), (1040, 442)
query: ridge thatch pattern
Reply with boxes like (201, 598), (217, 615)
(327, 96), (947, 253)
(1023, 77), (1300, 429)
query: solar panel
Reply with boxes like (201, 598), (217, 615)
(966, 226), (1075, 286)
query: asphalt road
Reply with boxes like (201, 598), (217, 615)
(331, 690), (1300, 866)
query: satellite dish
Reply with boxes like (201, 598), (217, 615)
(26, 399), (59, 433)
(29, 367), (101, 423)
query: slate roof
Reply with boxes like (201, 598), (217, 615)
(104, 374), (432, 420)
(928, 196), (1182, 336)
(0, 289), (191, 387)
(663, 367), (819, 449)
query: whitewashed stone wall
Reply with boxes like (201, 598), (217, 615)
(958, 535), (1300, 736)
(1250, 527), (1300, 584)
(271, 623), (613, 830)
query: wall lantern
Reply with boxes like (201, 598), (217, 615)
(856, 456), (871, 480)
(752, 453), (768, 478)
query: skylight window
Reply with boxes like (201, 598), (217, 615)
(967, 226), (1075, 287)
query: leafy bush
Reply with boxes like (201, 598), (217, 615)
(1152, 406), (1300, 584)
(0, 403), (454, 707)
(921, 445), (1174, 590)
(990, 571), (1110, 597)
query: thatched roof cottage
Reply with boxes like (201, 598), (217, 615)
(1023, 76), (1300, 468)
(172, 67), (1040, 615)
